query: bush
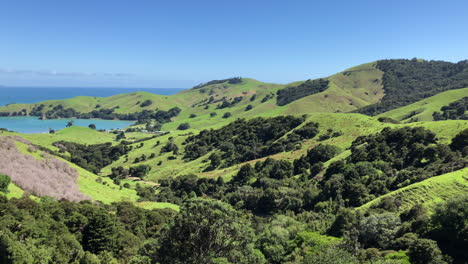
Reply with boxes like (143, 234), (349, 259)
(0, 174), (11, 193)
(140, 100), (153, 107)
(245, 105), (253, 111)
(210, 112), (217, 117)
(189, 114), (197, 118)
(222, 112), (232, 118)
(177, 123), (190, 130)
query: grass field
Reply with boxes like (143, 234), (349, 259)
(2, 126), (118, 151)
(359, 167), (468, 212)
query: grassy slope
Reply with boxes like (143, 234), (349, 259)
(102, 111), (468, 182)
(377, 88), (468, 122)
(359, 168), (468, 212)
(1, 136), (179, 210)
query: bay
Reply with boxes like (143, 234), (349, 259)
(0, 86), (186, 133)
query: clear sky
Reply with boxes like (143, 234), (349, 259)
(1, 0), (467, 88)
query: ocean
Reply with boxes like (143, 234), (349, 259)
(0, 86), (186, 133)
(0, 86), (185, 106)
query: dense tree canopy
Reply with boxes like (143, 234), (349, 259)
(358, 59), (468, 115)
(276, 79), (329, 106)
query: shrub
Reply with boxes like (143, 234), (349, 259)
(210, 112), (217, 117)
(189, 114), (197, 118)
(245, 105), (253, 111)
(177, 123), (191, 130)
(0, 174), (11, 193)
(140, 100), (153, 107)
(222, 112), (232, 118)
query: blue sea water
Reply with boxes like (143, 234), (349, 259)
(0, 116), (135, 134)
(0, 86), (185, 106)
(0, 87), (186, 133)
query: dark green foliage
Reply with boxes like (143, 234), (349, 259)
(210, 112), (217, 117)
(0, 174), (10, 193)
(359, 213), (401, 248)
(293, 121), (320, 139)
(217, 96), (243, 109)
(407, 239), (445, 264)
(430, 195), (468, 262)
(129, 165), (151, 179)
(192, 77), (242, 89)
(139, 100), (153, 107)
(29, 104), (181, 123)
(189, 113), (197, 118)
(261, 93), (274, 103)
(82, 208), (119, 254)
(183, 116), (306, 167)
(116, 131), (126, 140)
(208, 152), (222, 170)
(433, 97), (468, 121)
(307, 144), (341, 164)
(450, 128), (468, 155)
(0, 197), (175, 263)
(156, 198), (263, 264)
(52, 141), (131, 173)
(320, 127), (468, 207)
(245, 104), (253, 111)
(276, 78), (329, 106)
(222, 112), (232, 118)
(377, 117), (400, 124)
(177, 122), (190, 130)
(250, 94), (257, 101)
(160, 140), (179, 155)
(88, 123), (96, 129)
(358, 59), (468, 115)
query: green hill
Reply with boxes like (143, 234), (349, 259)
(359, 167), (468, 212)
(377, 88), (468, 122)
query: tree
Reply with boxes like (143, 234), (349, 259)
(430, 195), (468, 262)
(88, 124), (96, 130)
(0, 174), (11, 193)
(408, 239), (445, 264)
(82, 208), (119, 254)
(66, 120), (74, 127)
(156, 198), (264, 264)
(140, 100), (153, 107)
(359, 213), (401, 248)
(450, 128), (468, 155)
(116, 131), (126, 141)
(208, 152), (222, 169)
(177, 123), (190, 130)
(307, 144), (341, 163)
(222, 112), (232, 118)
(232, 164), (256, 185)
(245, 105), (253, 111)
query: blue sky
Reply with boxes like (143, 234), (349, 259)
(1, 0), (467, 88)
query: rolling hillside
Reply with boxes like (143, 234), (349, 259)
(377, 87), (468, 122)
(359, 167), (468, 212)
